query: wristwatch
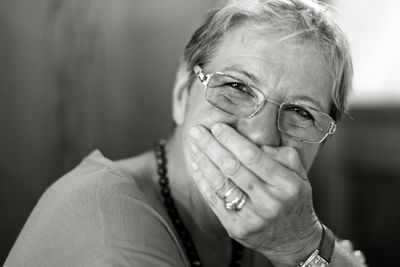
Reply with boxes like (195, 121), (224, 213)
(299, 225), (335, 267)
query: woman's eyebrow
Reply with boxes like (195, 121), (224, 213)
(293, 95), (325, 112)
(220, 66), (260, 84)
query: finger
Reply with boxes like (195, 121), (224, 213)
(338, 239), (354, 252)
(191, 166), (221, 209)
(189, 126), (266, 199)
(261, 145), (307, 179)
(353, 250), (366, 264)
(189, 141), (232, 198)
(189, 128), (289, 220)
(190, 161), (255, 226)
(190, 132), (280, 217)
(210, 123), (303, 187)
(191, 145), (247, 209)
(191, 166), (266, 242)
(191, 145), (246, 206)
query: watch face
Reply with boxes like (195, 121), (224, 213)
(306, 255), (329, 267)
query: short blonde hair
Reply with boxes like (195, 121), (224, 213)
(183, 0), (353, 121)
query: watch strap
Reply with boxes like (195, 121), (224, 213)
(319, 224), (335, 263)
(299, 224), (335, 266)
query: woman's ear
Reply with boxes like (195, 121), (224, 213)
(172, 62), (191, 125)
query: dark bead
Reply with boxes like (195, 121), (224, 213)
(155, 149), (163, 157)
(154, 140), (244, 267)
(192, 260), (201, 266)
(157, 168), (166, 176)
(158, 139), (166, 146)
(163, 197), (174, 205)
(157, 157), (166, 166)
(179, 231), (188, 239)
(159, 177), (169, 186)
(161, 187), (171, 197)
(188, 249), (197, 256)
(167, 208), (176, 217)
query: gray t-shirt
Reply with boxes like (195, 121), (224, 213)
(5, 150), (271, 267)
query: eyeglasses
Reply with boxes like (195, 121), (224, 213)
(194, 65), (337, 144)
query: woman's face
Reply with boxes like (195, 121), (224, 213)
(175, 25), (333, 174)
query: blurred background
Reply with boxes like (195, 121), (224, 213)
(0, 0), (399, 266)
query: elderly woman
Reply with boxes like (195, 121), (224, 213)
(5, 0), (367, 266)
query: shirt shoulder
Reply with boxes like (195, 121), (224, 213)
(5, 150), (187, 267)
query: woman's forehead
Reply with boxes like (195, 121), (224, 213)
(207, 26), (333, 112)
(209, 25), (328, 76)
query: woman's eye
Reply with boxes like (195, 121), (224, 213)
(225, 82), (252, 95)
(288, 106), (314, 120)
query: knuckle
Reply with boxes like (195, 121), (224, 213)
(202, 165), (215, 177)
(285, 182), (301, 201)
(214, 178), (229, 195)
(222, 157), (240, 177)
(243, 147), (262, 166)
(231, 225), (247, 239)
(198, 134), (212, 149)
(206, 191), (218, 206)
(247, 216), (264, 230)
(285, 147), (300, 165)
(265, 201), (281, 219)
(196, 153), (208, 168)
(217, 128), (232, 144)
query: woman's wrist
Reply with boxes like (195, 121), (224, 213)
(261, 222), (323, 266)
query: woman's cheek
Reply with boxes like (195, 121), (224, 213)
(186, 102), (230, 130)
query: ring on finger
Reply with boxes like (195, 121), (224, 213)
(224, 190), (247, 211)
(224, 187), (236, 199)
(235, 194), (247, 211)
(225, 194), (242, 210)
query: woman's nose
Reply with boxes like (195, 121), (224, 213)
(236, 103), (281, 147)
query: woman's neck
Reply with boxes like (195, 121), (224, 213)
(165, 131), (233, 266)
(165, 130), (228, 239)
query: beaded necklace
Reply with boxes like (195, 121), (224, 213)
(155, 140), (244, 267)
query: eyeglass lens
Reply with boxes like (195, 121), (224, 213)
(205, 72), (332, 143)
(206, 72), (260, 117)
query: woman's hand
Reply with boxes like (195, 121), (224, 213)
(188, 123), (322, 265)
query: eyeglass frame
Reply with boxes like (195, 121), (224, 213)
(193, 65), (337, 144)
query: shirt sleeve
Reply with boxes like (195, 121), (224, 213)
(4, 163), (187, 267)
(94, 173), (187, 267)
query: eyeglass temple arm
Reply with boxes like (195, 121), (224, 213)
(194, 65), (210, 85)
(328, 122), (337, 135)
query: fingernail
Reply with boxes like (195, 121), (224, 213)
(190, 143), (199, 153)
(191, 161), (198, 170)
(211, 124), (222, 136)
(189, 127), (203, 140)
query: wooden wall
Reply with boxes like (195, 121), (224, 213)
(0, 0), (399, 266)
